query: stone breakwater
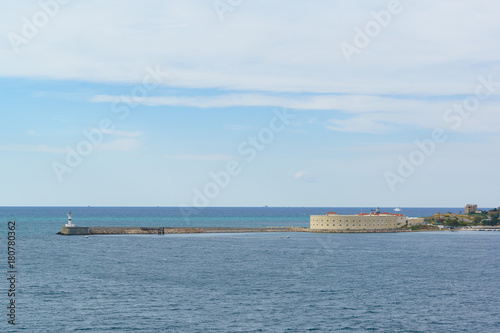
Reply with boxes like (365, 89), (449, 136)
(58, 226), (307, 235)
(56, 226), (440, 235)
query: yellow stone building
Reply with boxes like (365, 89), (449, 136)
(310, 211), (423, 230)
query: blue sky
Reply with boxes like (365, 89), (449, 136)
(0, 0), (499, 207)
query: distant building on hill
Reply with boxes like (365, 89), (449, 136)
(310, 211), (424, 230)
(465, 204), (478, 214)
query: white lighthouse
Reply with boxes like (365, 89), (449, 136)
(65, 212), (75, 227)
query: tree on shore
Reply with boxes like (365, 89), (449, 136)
(482, 213), (499, 226)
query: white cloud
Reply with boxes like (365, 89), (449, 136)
(100, 129), (143, 138)
(1, 0), (499, 96)
(92, 92), (500, 134)
(224, 123), (253, 132)
(327, 117), (390, 134)
(1, 131), (143, 155)
(0, 140), (142, 154)
(97, 139), (141, 152)
(0, 144), (65, 154)
(294, 171), (316, 183)
(90, 93), (439, 111)
(166, 154), (237, 161)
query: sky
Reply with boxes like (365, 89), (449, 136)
(0, 0), (499, 207)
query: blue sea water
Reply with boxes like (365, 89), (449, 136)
(0, 206), (467, 236)
(1, 207), (499, 332)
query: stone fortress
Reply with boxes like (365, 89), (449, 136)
(310, 208), (424, 231)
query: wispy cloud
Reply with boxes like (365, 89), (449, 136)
(2, 0), (499, 97)
(90, 93), (443, 112)
(97, 139), (141, 152)
(91, 92), (500, 134)
(224, 123), (253, 132)
(326, 117), (391, 134)
(0, 138), (142, 154)
(100, 129), (143, 138)
(294, 171), (316, 183)
(0, 144), (65, 154)
(166, 154), (238, 161)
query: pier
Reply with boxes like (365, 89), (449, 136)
(58, 226), (306, 235)
(57, 226), (435, 235)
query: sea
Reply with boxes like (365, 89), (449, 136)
(1, 207), (499, 332)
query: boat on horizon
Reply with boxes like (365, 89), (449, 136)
(394, 206), (401, 212)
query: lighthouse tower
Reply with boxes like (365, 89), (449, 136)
(65, 212), (75, 227)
